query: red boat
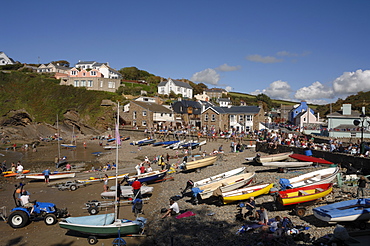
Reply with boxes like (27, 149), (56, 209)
(289, 154), (333, 164)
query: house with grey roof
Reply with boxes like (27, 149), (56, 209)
(122, 101), (174, 128)
(217, 98), (232, 107)
(0, 52), (15, 65)
(157, 78), (193, 98)
(172, 100), (202, 127)
(326, 104), (369, 138)
(202, 105), (265, 132)
(75, 61), (121, 79)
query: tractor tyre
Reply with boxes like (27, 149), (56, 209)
(8, 211), (29, 228)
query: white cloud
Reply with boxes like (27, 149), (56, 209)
(333, 69), (370, 95)
(191, 68), (220, 85)
(215, 63), (241, 72)
(225, 86), (233, 92)
(250, 89), (263, 95)
(294, 81), (334, 101)
(276, 51), (299, 57)
(263, 80), (292, 99)
(246, 54), (283, 64)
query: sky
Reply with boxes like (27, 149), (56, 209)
(2, 0), (370, 105)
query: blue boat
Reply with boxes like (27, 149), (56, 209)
(313, 198), (370, 223)
(107, 138), (116, 142)
(126, 170), (167, 185)
(153, 140), (179, 147)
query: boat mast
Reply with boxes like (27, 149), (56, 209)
(57, 114), (61, 161)
(115, 102), (120, 220)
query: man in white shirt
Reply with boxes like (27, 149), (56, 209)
(16, 163), (24, 173)
(19, 191), (34, 213)
(162, 198), (180, 218)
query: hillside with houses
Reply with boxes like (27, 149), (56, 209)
(0, 51), (369, 141)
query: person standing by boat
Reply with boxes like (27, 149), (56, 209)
(357, 176), (368, 197)
(16, 162), (24, 174)
(103, 174), (109, 192)
(135, 163), (141, 175)
(139, 163), (146, 174)
(42, 168), (51, 183)
(131, 178), (142, 199)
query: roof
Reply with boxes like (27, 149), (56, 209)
(173, 100), (202, 109)
(209, 106), (261, 114)
(76, 61), (96, 65)
(205, 88), (226, 92)
(217, 98), (231, 102)
(158, 79), (193, 89)
(131, 101), (172, 113)
(327, 110), (361, 118)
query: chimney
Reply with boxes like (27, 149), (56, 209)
(342, 104), (351, 115)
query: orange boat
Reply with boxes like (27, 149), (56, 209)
(3, 170), (30, 177)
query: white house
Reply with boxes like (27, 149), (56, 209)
(75, 61), (121, 79)
(217, 98), (232, 107)
(0, 52), (15, 65)
(194, 91), (210, 101)
(157, 78), (193, 98)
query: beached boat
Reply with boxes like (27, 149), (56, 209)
(3, 170), (30, 177)
(59, 102), (146, 244)
(262, 161), (314, 168)
(279, 167), (340, 190)
(101, 186), (154, 198)
(245, 152), (292, 164)
(60, 144), (76, 148)
(289, 153), (334, 164)
(77, 173), (129, 183)
(59, 213), (145, 242)
(130, 138), (155, 146)
(166, 139), (186, 149)
(125, 170), (167, 185)
(153, 140), (179, 147)
(193, 167), (247, 187)
(103, 145), (121, 150)
(20, 171), (76, 180)
(197, 172), (256, 200)
(313, 198), (370, 223)
(219, 183), (274, 204)
(182, 155), (218, 171)
(277, 183), (333, 206)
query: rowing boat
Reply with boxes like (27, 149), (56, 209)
(101, 186), (154, 198)
(3, 170), (30, 177)
(125, 170), (167, 185)
(245, 152), (292, 164)
(193, 167), (247, 187)
(20, 172), (76, 180)
(279, 167), (340, 190)
(77, 173), (129, 183)
(262, 161), (314, 168)
(289, 153), (333, 164)
(277, 183), (333, 206)
(182, 155), (218, 171)
(197, 172), (255, 199)
(219, 183), (274, 204)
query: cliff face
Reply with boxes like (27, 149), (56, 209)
(0, 109), (112, 140)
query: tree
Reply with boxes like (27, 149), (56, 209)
(119, 67), (140, 80)
(256, 93), (273, 110)
(51, 60), (70, 67)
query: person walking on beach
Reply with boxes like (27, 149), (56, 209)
(42, 168), (51, 183)
(54, 156), (59, 168)
(103, 174), (109, 192)
(357, 175), (368, 197)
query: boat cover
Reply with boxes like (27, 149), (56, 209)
(279, 178), (292, 190)
(65, 213), (115, 226)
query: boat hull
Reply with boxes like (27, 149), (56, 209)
(277, 183), (333, 206)
(22, 172), (76, 180)
(262, 161), (313, 168)
(183, 156), (218, 170)
(221, 183), (274, 204)
(245, 152), (292, 164)
(3, 170), (30, 177)
(289, 153), (333, 164)
(77, 173), (129, 183)
(127, 170), (167, 185)
(193, 167), (247, 187)
(313, 198), (370, 222)
(59, 221), (140, 236)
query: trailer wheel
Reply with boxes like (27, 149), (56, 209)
(8, 211), (29, 228)
(70, 185), (77, 191)
(296, 208), (306, 217)
(88, 205), (99, 215)
(44, 214), (57, 225)
(87, 236), (98, 245)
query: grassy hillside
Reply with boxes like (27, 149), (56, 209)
(0, 71), (125, 126)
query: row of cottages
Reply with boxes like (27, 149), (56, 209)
(122, 98), (265, 132)
(325, 104), (370, 138)
(59, 61), (122, 93)
(0, 52), (15, 65)
(157, 78), (193, 99)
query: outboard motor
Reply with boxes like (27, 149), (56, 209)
(181, 180), (194, 196)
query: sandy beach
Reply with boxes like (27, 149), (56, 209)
(0, 134), (366, 246)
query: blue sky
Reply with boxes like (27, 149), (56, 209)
(2, 0), (370, 104)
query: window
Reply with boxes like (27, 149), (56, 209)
(82, 73), (86, 76)
(177, 87), (181, 92)
(133, 111), (137, 119)
(204, 113), (208, 121)
(211, 114), (216, 121)
(230, 115), (235, 122)
(108, 82), (115, 88)
(142, 121), (147, 126)
(133, 120), (136, 126)
(100, 81), (103, 87)
(87, 80), (93, 87)
(246, 115), (252, 121)
(90, 71), (96, 76)
(73, 80), (79, 87)
(239, 115), (243, 122)
(71, 70), (77, 75)
(143, 111), (147, 116)
(81, 80), (86, 86)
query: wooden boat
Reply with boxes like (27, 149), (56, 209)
(262, 161), (314, 168)
(277, 183), (333, 206)
(59, 213), (144, 238)
(21, 171), (76, 180)
(182, 155), (218, 171)
(289, 153), (334, 164)
(193, 167), (247, 187)
(101, 186), (154, 198)
(245, 152), (292, 164)
(77, 173), (129, 183)
(197, 172), (255, 200)
(313, 198), (370, 222)
(3, 170), (30, 177)
(219, 183), (274, 204)
(279, 167), (340, 190)
(125, 170), (167, 185)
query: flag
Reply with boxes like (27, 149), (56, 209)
(115, 124), (121, 145)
